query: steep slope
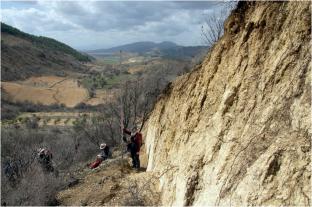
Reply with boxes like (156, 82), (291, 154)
(143, 2), (311, 206)
(1, 23), (91, 81)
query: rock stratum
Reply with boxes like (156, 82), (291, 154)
(143, 2), (311, 206)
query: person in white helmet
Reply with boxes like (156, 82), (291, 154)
(89, 143), (110, 169)
(37, 147), (54, 172)
(99, 143), (110, 160)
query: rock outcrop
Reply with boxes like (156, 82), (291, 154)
(143, 2), (311, 205)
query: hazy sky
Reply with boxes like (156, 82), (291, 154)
(1, 1), (226, 50)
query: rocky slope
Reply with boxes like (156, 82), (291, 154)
(57, 156), (160, 206)
(143, 2), (311, 206)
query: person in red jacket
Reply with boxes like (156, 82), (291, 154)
(123, 126), (142, 170)
(89, 143), (110, 169)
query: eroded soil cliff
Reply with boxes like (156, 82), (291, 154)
(144, 2), (311, 205)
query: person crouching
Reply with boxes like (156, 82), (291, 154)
(89, 143), (110, 169)
(37, 148), (54, 173)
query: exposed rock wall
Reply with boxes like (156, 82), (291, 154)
(143, 2), (311, 205)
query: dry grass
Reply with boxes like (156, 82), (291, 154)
(2, 76), (89, 107)
(57, 157), (161, 206)
(84, 89), (117, 106)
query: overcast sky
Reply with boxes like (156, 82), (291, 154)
(1, 1), (226, 50)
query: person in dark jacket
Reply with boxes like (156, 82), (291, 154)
(37, 148), (54, 172)
(123, 126), (142, 170)
(89, 143), (110, 169)
(99, 143), (110, 160)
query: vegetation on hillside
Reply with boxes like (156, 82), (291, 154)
(1, 125), (96, 206)
(1, 18), (207, 206)
(1, 22), (90, 62)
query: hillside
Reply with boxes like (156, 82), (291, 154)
(143, 1), (310, 206)
(1, 23), (91, 81)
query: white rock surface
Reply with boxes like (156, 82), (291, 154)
(143, 2), (311, 206)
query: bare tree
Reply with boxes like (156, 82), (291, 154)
(201, 2), (237, 46)
(117, 77), (160, 133)
(73, 108), (120, 147)
(1, 126), (92, 206)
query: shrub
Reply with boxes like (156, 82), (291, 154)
(25, 117), (38, 129)
(1, 127), (96, 206)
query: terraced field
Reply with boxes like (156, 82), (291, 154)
(17, 112), (95, 126)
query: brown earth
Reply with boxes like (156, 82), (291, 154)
(85, 89), (117, 106)
(2, 76), (89, 107)
(127, 65), (146, 74)
(57, 156), (160, 206)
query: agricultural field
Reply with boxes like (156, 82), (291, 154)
(2, 76), (89, 107)
(20, 112), (93, 126)
(85, 89), (118, 106)
(1, 111), (99, 127)
(98, 56), (120, 64)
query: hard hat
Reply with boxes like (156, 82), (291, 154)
(39, 148), (45, 154)
(38, 148), (45, 156)
(100, 143), (106, 149)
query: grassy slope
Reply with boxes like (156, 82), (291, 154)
(1, 23), (90, 62)
(1, 22), (91, 81)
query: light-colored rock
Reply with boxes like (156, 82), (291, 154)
(143, 2), (311, 206)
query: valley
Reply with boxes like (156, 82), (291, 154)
(0, 23), (204, 204)
(2, 1), (310, 206)
(1, 25), (203, 123)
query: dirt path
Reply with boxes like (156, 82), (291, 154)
(52, 88), (61, 103)
(48, 77), (68, 88)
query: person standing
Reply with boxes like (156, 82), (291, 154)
(123, 126), (142, 170)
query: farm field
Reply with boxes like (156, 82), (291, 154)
(17, 111), (95, 126)
(2, 76), (90, 107)
(85, 89), (117, 106)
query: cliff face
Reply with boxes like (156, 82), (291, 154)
(143, 2), (311, 206)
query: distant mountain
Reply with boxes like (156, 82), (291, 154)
(86, 41), (208, 60)
(159, 45), (208, 60)
(87, 41), (178, 54)
(1, 22), (91, 81)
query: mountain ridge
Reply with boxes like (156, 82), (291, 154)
(86, 41), (179, 54)
(1, 22), (91, 81)
(1, 22), (90, 62)
(86, 41), (208, 60)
